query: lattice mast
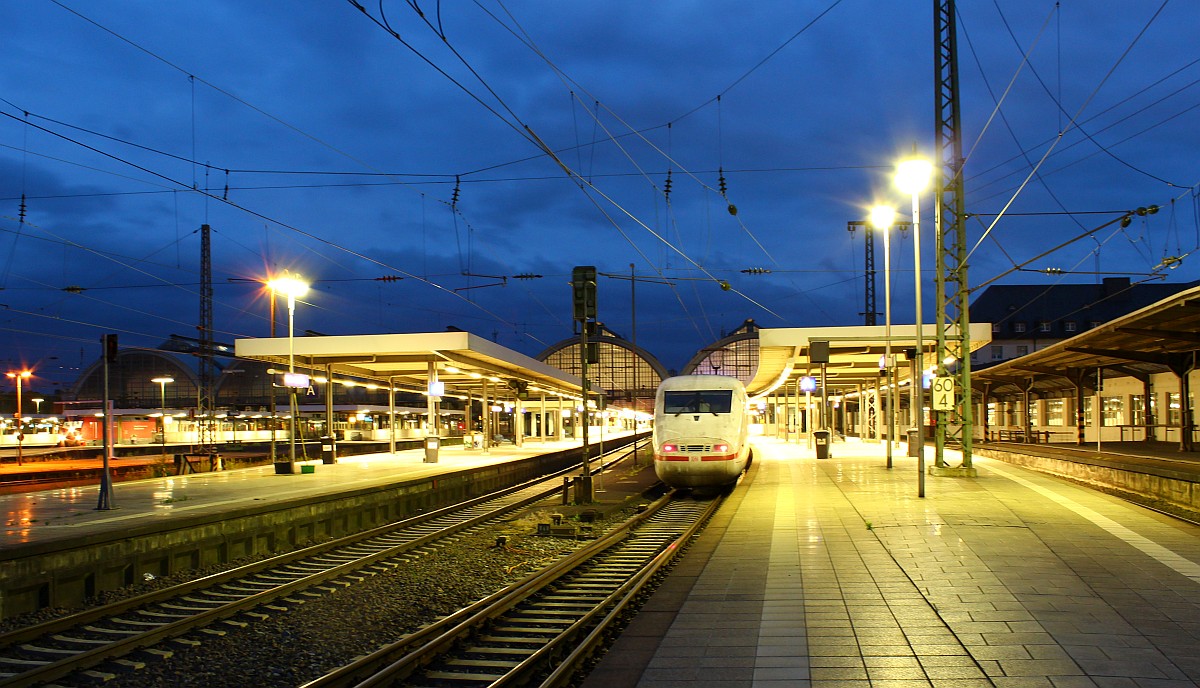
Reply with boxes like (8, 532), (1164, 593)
(197, 223), (217, 455)
(933, 0), (973, 467)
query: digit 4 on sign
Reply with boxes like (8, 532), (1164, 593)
(931, 376), (956, 411)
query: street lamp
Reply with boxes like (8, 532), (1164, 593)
(32, 398), (44, 414)
(6, 370), (32, 466)
(151, 377), (174, 457)
(869, 204), (897, 468)
(895, 155), (933, 497)
(269, 274), (310, 474)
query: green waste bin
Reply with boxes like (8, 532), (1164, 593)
(814, 430), (830, 459)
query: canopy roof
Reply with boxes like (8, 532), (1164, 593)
(973, 283), (1200, 397)
(235, 332), (584, 401)
(748, 324), (993, 398)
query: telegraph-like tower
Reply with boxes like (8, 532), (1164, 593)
(197, 223), (217, 456)
(933, 0), (974, 469)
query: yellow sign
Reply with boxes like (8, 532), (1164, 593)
(931, 377), (955, 411)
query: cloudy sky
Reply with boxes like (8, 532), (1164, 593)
(2, 1), (1198, 391)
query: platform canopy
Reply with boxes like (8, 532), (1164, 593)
(746, 324), (994, 399)
(235, 331), (584, 402)
(973, 283), (1200, 398)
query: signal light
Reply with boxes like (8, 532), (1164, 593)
(103, 334), (119, 363)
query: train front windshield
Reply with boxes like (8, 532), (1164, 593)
(662, 389), (734, 415)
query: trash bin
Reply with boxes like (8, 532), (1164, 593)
(814, 430), (830, 459)
(424, 436), (440, 463)
(321, 435), (337, 464)
(907, 429), (920, 456)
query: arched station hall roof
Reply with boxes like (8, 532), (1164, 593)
(235, 331), (584, 402)
(973, 283), (1200, 398)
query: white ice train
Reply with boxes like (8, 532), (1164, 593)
(652, 375), (752, 489)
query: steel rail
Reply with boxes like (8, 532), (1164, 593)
(0, 442), (644, 688)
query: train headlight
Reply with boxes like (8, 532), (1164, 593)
(661, 443), (678, 453)
(713, 443), (729, 452)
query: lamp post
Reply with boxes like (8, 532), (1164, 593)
(32, 398), (44, 414)
(869, 205), (897, 469)
(151, 377), (174, 458)
(6, 370), (32, 466)
(269, 274), (309, 474)
(895, 155), (933, 497)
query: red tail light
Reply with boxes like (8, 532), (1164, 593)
(713, 443), (729, 452)
(661, 443), (678, 453)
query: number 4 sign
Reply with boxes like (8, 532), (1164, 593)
(931, 376), (956, 411)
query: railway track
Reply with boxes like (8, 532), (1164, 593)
(0, 442), (647, 688)
(300, 492), (722, 688)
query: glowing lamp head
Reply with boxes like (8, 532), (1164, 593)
(894, 158), (933, 195)
(868, 205), (896, 230)
(268, 275), (310, 300)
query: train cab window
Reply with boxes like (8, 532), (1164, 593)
(662, 390), (733, 415)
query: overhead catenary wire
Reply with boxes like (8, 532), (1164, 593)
(965, 0), (1172, 263)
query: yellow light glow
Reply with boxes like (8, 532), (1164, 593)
(868, 205), (896, 230)
(895, 158), (933, 195)
(268, 275), (309, 299)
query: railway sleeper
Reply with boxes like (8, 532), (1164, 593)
(424, 668), (508, 682)
(0, 655), (51, 666)
(444, 658), (522, 670)
(463, 646), (536, 657)
(476, 634), (550, 647)
(109, 617), (169, 628)
(512, 609), (589, 619)
(119, 610), (187, 623)
(51, 634), (112, 647)
(484, 626), (560, 638)
(83, 625), (142, 636)
(21, 644), (80, 656)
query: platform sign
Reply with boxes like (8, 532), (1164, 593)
(931, 376), (955, 411)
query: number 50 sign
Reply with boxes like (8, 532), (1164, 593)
(931, 376), (956, 411)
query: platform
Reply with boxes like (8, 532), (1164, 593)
(0, 437), (606, 549)
(585, 436), (1200, 688)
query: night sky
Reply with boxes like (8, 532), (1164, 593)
(2, 1), (1198, 394)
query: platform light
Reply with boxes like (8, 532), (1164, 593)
(283, 372), (311, 388)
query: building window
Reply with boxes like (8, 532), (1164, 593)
(1046, 399), (1064, 426)
(1064, 321), (1077, 333)
(1039, 321), (1051, 333)
(1016, 345), (1029, 357)
(1089, 321), (1101, 329)
(1014, 322), (1026, 333)
(1102, 397), (1123, 426)
(991, 345), (1004, 360)
(992, 322), (1001, 333)
(1131, 395), (1145, 425)
(1168, 392), (1181, 425)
